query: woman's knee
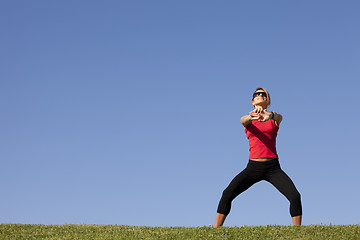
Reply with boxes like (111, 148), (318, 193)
(290, 192), (301, 204)
(221, 188), (235, 201)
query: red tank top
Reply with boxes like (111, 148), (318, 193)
(244, 119), (279, 159)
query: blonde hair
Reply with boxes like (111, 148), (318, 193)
(252, 87), (271, 107)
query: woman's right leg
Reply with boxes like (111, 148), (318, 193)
(215, 165), (260, 227)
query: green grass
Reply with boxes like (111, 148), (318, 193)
(0, 224), (359, 240)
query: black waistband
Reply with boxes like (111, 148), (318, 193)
(248, 158), (279, 165)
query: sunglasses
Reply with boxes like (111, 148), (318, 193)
(252, 91), (267, 99)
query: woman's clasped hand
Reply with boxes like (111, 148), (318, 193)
(249, 108), (274, 122)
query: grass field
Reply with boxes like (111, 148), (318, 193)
(1, 224), (359, 240)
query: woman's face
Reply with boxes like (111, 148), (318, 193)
(252, 90), (268, 107)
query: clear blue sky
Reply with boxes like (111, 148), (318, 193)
(1, 1), (360, 227)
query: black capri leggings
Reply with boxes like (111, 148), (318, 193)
(217, 159), (302, 217)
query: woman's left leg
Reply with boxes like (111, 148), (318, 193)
(266, 168), (302, 225)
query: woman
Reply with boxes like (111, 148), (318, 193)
(214, 87), (302, 227)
